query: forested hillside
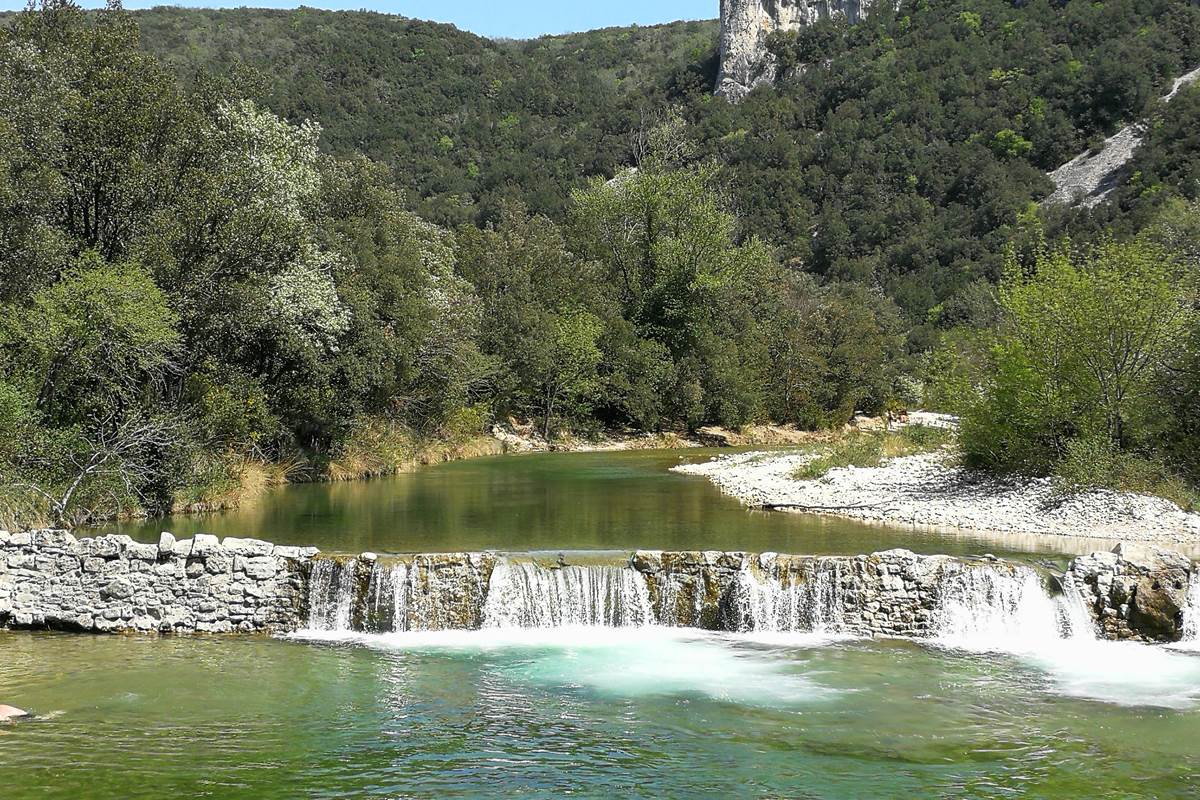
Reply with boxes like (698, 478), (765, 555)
(133, 7), (719, 226)
(0, 0), (1198, 529)
(129, 2), (1200, 320)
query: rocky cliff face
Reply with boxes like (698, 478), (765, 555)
(716, 0), (873, 101)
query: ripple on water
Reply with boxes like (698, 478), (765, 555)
(5, 630), (1200, 798)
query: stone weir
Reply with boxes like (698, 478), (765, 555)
(1, 531), (1197, 642)
(0, 530), (315, 634)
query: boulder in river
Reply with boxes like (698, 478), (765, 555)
(0, 704), (29, 722)
(1068, 543), (1195, 642)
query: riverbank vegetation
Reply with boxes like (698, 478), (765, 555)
(939, 223), (1200, 508)
(790, 426), (956, 481)
(0, 1), (1198, 529)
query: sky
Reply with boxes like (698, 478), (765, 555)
(3, 1), (716, 38)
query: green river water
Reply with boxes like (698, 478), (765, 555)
(3, 450), (1200, 798)
(102, 449), (1130, 559)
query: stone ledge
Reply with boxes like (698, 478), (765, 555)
(0, 530), (318, 634)
(3, 532), (1196, 641)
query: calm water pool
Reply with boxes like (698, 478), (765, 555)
(103, 450), (1127, 560)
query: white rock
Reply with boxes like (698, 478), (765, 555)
(221, 537), (275, 556)
(191, 534), (220, 557)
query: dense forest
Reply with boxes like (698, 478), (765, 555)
(0, 0), (1198, 528)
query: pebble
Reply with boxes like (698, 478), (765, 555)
(676, 451), (1200, 543)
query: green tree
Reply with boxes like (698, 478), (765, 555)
(0, 253), (182, 523)
(961, 239), (1194, 472)
(570, 133), (776, 427)
(528, 310), (605, 439)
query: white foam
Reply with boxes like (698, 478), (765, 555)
(1026, 639), (1200, 710)
(287, 625), (840, 707)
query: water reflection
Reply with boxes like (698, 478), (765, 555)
(99, 450), (1187, 559)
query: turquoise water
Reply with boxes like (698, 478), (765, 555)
(11, 451), (1200, 798)
(3, 629), (1200, 798)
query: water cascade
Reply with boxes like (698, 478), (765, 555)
(300, 551), (1110, 645)
(306, 558), (360, 632)
(726, 559), (849, 633)
(482, 559), (653, 628)
(304, 559), (418, 632)
(1182, 572), (1200, 644)
(934, 564), (1094, 648)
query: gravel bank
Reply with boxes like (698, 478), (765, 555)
(675, 451), (1200, 543)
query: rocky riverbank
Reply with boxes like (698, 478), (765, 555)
(488, 420), (821, 453)
(675, 450), (1200, 544)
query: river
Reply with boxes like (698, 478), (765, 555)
(3, 450), (1200, 798)
(103, 449), (1129, 559)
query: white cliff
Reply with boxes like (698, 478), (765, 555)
(716, 0), (873, 101)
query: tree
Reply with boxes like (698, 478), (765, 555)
(960, 238), (1194, 472)
(569, 126), (777, 427)
(0, 253), (183, 524)
(2, 253), (180, 427)
(455, 202), (602, 435)
(528, 310), (605, 439)
(762, 278), (906, 428)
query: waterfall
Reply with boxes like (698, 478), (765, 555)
(1182, 572), (1200, 643)
(297, 551), (1116, 642)
(363, 562), (409, 633)
(306, 559), (409, 633)
(306, 559), (358, 632)
(657, 572), (705, 627)
(935, 564), (1094, 648)
(728, 561), (848, 633)
(1058, 571), (1096, 640)
(482, 560), (653, 628)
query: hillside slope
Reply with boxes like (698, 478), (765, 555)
(1048, 66), (1200, 208)
(128, 3), (1200, 321)
(134, 7), (718, 225)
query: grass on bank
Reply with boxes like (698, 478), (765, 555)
(1051, 436), (1200, 512)
(791, 425), (956, 481)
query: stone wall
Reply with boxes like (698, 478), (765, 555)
(1067, 543), (1196, 642)
(4, 529), (1197, 641)
(0, 530), (315, 634)
(634, 549), (1002, 637)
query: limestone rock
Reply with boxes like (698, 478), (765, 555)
(126, 542), (158, 561)
(191, 534), (220, 557)
(0, 704), (29, 722)
(222, 537), (274, 556)
(717, 0), (875, 102)
(1067, 543), (1195, 641)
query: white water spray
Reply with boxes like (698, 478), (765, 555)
(729, 561), (848, 633)
(1181, 572), (1200, 645)
(306, 559), (358, 631)
(935, 564), (1094, 650)
(482, 559), (653, 628)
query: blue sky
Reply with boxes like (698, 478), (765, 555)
(5, 1), (716, 38)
